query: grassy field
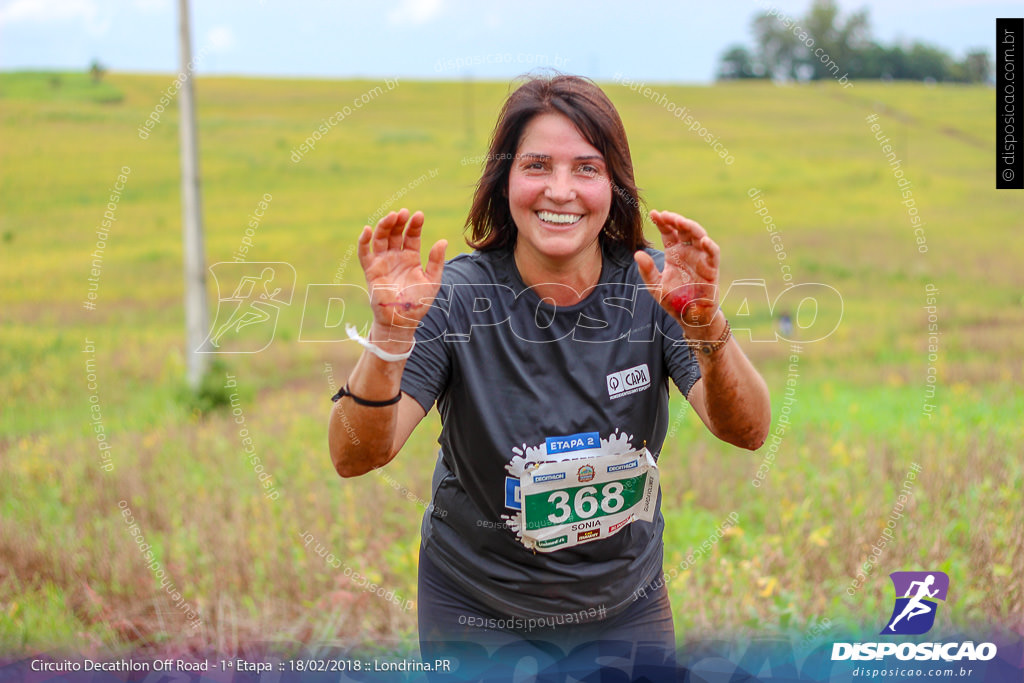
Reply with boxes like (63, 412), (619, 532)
(0, 70), (1021, 657)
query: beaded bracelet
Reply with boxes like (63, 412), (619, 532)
(687, 319), (732, 356)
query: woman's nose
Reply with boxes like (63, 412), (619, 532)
(544, 168), (577, 202)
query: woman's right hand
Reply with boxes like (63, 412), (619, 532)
(357, 208), (447, 341)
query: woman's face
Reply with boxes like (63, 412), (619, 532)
(507, 112), (612, 269)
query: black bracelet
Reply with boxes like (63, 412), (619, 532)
(331, 384), (402, 406)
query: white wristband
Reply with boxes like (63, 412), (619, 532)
(346, 324), (415, 362)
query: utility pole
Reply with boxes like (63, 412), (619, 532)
(178, 0), (210, 389)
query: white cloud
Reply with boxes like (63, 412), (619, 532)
(130, 0), (169, 11)
(0, 0), (112, 34)
(387, 0), (442, 26)
(1, 0), (92, 24)
(205, 25), (236, 53)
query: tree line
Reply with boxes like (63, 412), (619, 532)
(718, 0), (991, 84)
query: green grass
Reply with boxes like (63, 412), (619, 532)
(0, 71), (1021, 655)
(0, 70), (124, 104)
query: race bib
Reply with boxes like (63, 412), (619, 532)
(515, 449), (659, 552)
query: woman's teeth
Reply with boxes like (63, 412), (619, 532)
(537, 211), (582, 225)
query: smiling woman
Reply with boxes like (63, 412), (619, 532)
(327, 73), (771, 677)
(505, 113), (613, 304)
(466, 75), (645, 256)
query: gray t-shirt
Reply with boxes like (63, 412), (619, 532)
(401, 244), (700, 621)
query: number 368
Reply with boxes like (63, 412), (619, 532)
(547, 482), (625, 524)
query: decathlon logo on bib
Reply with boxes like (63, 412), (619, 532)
(606, 364), (650, 399)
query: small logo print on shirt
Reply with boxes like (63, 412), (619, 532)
(606, 364), (651, 399)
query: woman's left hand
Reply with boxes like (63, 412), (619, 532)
(634, 209), (721, 338)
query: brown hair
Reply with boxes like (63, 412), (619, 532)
(465, 73), (647, 253)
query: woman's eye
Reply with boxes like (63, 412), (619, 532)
(578, 165), (599, 176)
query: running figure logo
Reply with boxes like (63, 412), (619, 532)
(882, 571), (949, 635)
(201, 262), (296, 353)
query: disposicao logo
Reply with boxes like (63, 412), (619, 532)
(882, 571), (948, 635)
(832, 570), (998, 663)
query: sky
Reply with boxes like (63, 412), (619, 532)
(0, 0), (1017, 84)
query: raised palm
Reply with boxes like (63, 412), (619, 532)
(357, 208), (447, 332)
(634, 210), (721, 336)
